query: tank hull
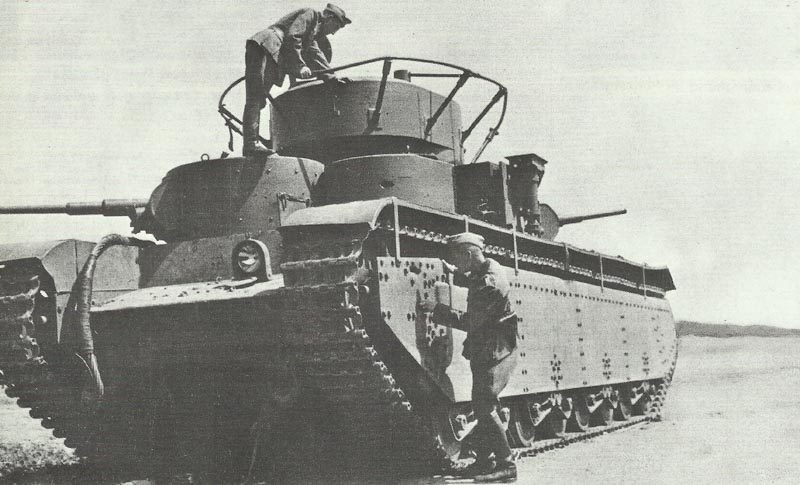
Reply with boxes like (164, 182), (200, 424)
(63, 198), (675, 477)
(0, 197), (677, 479)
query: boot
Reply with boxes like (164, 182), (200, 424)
(243, 140), (274, 157)
(242, 103), (274, 157)
(451, 458), (495, 478)
(473, 459), (516, 483)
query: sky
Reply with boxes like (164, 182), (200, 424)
(1, 0), (798, 328)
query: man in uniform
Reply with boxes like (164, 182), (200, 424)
(418, 232), (518, 483)
(242, 4), (351, 156)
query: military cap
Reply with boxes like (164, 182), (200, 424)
(324, 3), (351, 25)
(445, 232), (485, 250)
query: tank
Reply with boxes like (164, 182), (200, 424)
(0, 57), (677, 482)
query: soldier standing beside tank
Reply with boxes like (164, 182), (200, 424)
(418, 233), (518, 483)
(242, 4), (351, 156)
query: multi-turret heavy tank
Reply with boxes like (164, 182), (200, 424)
(0, 57), (677, 482)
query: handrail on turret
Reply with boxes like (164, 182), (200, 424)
(218, 56), (508, 161)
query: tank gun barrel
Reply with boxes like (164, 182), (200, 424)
(0, 199), (148, 218)
(559, 209), (627, 226)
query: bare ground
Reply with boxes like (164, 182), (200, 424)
(2, 336), (799, 484)
(519, 336), (800, 484)
(0, 392), (77, 479)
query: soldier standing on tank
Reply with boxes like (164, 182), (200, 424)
(242, 4), (351, 156)
(418, 232), (518, 483)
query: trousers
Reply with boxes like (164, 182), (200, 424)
(243, 40), (280, 144)
(470, 351), (517, 461)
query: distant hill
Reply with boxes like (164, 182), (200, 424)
(677, 320), (800, 338)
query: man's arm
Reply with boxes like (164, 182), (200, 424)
(434, 283), (508, 334)
(419, 299), (470, 332)
(283, 9), (318, 76)
(469, 278), (513, 329)
(303, 38), (334, 80)
(435, 303), (466, 330)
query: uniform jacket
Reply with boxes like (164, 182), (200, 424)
(433, 258), (518, 366)
(249, 8), (333, 84)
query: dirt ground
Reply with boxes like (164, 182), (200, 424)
(2, 336), (799, 484)
(529, 335), (800, 483)
(0, 390), (77, 478)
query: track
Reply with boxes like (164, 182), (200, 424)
(0, 262), (43, 378)
(278, 244), (680, 475)
(0, 263), (90, 456)
(277, 282), (434, 474)
(277, 280), (679, 476)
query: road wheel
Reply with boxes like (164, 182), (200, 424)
(508, 400), (536, 446)
(633, 383), (654, 415)
(615, 387), (633, 420)
(568, 394), (591, 432)
(431, 403), (470, 460)
(591, 400), (615, 426)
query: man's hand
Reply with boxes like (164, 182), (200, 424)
(441, 259), (457, 275)
(417, 300), (437, 313)
(324, 76), (351, 86)
(298, 66), (312, 79)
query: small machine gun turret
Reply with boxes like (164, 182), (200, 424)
(505, 153), (627, 239)
(506, 153), (547, 236)
(538, 205), (627, 240)
(454, 153), (626, 240)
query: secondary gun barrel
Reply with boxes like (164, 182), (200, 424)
(559, 209), (627, 226)
(0, 199), (148, 217)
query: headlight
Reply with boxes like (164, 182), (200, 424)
(232, 239), (272, 280)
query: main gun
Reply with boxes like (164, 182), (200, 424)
(0, 199), (148, 220)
